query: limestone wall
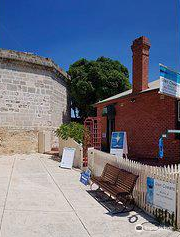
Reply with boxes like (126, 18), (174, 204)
(0, 128), (38, 154)
(0, 49), (70, 154)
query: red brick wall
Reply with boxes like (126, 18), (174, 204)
(96, 90), (180, 163)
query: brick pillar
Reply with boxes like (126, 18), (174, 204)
(131, 36), (151, 93)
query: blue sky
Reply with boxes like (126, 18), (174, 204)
(1, 0), (179, 83)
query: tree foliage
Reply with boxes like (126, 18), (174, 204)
(56, 122), (84, 144)
(68, 57), (131, 121)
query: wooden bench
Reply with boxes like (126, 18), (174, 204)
(91, 163), (120, 187)
(90, 163), (139, 215)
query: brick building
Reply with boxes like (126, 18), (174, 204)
(0, 49), (70, 154)
(95, 36), (180, 164)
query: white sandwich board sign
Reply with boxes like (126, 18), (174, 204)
(60, 147), (76, 169)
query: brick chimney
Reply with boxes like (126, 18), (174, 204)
(131, 36), (151, 93)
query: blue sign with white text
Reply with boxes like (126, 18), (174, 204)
(146, 177), (154, 205)
(160, 64), (180, 98)
(80, 169), (91, 186)
(110, 132), (124, 149)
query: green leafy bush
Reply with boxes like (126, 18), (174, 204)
(56, 122), (84, 144)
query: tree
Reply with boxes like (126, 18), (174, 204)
(68, 57), (131, 121)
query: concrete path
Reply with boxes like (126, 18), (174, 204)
(0, 154), (179, 237)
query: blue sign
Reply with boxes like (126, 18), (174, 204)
(146, 177), (154, 205)
(160, 64), (180, 98)
(159, 137), (164, 159)
(80, 169), (91, 186)
(111, 132), (124, 149)
(160, 65), (180, 83)
(146, 177), (176, 213)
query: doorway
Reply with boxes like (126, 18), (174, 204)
(106, 117), (115, 151)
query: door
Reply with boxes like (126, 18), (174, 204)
(106, 117), (115, 152)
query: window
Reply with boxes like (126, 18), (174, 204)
(102, 107), (107, 116)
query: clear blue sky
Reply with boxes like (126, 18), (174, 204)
(1, 0), (179, 83)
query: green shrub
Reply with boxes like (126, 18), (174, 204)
(56, 122), (84, 144)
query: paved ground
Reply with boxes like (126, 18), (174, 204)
(0, 154), (179, 237)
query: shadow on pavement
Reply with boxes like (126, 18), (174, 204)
(87, 189), (160, 227)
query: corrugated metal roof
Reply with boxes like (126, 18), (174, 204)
(95, 79), (160, 105)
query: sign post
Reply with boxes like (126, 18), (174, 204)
(110, 132), (128, 158)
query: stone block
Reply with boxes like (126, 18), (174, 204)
(28, 87), (35, 93)
(7, 84), (17, 91)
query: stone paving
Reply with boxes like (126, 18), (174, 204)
(0, 154), (179, 237)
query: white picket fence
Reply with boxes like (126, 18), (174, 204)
(88, 148), (180, 228)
